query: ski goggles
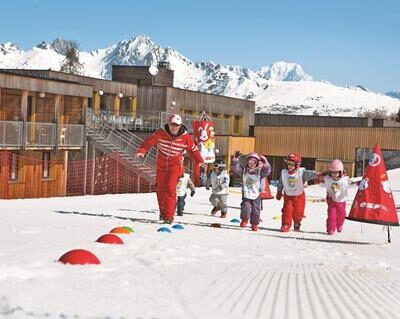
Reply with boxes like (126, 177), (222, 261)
(213, 163), (225, 168)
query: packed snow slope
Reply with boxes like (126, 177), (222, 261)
(0, 169), (399, 319)
(1, 35), (400, 117)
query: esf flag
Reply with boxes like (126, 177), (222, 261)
(347, 144), (399, 226)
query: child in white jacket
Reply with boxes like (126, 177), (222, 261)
(176, 173), (196, 216)
(321, 159), (351, 235)
(206, 160), (230, 218)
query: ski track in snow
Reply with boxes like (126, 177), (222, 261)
(187, 262), (400, 319)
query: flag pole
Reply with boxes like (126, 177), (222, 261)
(387, 226), (391, 243)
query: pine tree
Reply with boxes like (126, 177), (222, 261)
(60, 41), (83, 74)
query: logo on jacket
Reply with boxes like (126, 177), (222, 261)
(287, 176), (296, 188)
(330, 182), (340, 193)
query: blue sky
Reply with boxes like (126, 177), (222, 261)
(1, 0), (399, 93)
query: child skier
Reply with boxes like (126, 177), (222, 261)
(321, 159), (350, 235)
(206, 159), (230, 218)
(231, 151), (271, 231)
(176, 172), (196, 216)
(276, 153), (318, 232)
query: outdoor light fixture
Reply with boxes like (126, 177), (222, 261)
(118, 93), (124, 98)
(39, 92), (46, 98)
(149, 64), (159, 76)
(98, 90), (104, 96)
(170, 100), (176, 111)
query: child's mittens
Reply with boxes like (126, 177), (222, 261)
(260, 155), (268, 164)
(205, 186), (210, 190)
(232, 150), (242, 160)
(276, 191), (283, 200)
(190, 190), (196, 197)
(215, 185), (223, 192)
(314, 172), (326, 184)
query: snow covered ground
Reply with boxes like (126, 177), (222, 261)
(1, 170), (400, 319)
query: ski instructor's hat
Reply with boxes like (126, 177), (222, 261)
(168, 113), (182, 125)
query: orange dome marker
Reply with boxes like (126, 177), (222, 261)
(110, 227), (132, 234)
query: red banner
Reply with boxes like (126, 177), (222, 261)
(260, 178), (273, 200)
(192, 120), (215, 163)
(347, 144), (399, 226)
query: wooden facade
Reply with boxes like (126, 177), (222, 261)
(255, 113), (371, 127)
(112, 65), (174, 87)
(254, 125), (400, 177)
(0, 150), (66, 199)
(0, 71), (92, 199)
(215, 135), (255, 168)
(134, 86), (255, 136)
(0, 69), (138, 117)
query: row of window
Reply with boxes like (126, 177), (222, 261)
(7, 152), (51, 181)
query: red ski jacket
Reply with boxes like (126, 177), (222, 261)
(137, 126), (203, 170)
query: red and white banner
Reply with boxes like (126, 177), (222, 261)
(192, 119), (216, 164)
(347, 144), (399, 226)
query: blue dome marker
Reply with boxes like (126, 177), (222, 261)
(172, 224), (184, 230)
(157, 227), (172, 233)
(230, 218), (240, 223)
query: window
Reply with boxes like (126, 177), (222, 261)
(355, 148), (400, 176)
(234, 116), (240, 134)
(9, 153), (19, 181)
(42, 152), (50, 179)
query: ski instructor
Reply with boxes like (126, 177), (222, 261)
(135, 113), (204, 223)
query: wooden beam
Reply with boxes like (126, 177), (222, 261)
(93, 92), (100, 115)
(113, 95), (120, 116)
(229, 115), (235, 135)
(131, 96), (137, 117)
(21, 91), (28, 148)
(0, 88), (2, 120)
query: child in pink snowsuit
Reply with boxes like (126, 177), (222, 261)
(321, 159), (350, 235)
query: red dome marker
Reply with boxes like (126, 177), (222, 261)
(58, 249), (101, 265)
(96, 233), (124, 245)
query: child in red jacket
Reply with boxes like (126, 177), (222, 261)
(276, 153), (318, 232)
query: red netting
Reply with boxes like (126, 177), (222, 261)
(0, 151), (155, 199)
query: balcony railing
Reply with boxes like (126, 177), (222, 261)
(0, 121), (23, 148)
(87, 109), (231, 134)
(0, 121), (85, 149)
(59, 124), (85, 147)
(25, 122), (56, 148)
(160, 112), (230, 134)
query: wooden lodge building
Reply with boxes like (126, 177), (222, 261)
(1, 64), (399, 199)
(0, 65), (256, 199)
(0, 71), (92, 198)
(253, 114), (400, 180)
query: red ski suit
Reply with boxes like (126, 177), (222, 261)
(137, 126), (203, 220)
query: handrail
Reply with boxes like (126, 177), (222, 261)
(86, 108), (193, 175)
(87, 110), (157, 168)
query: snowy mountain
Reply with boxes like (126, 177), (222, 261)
(1, 35), (400, 117)
(387, 91), (400, 100)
